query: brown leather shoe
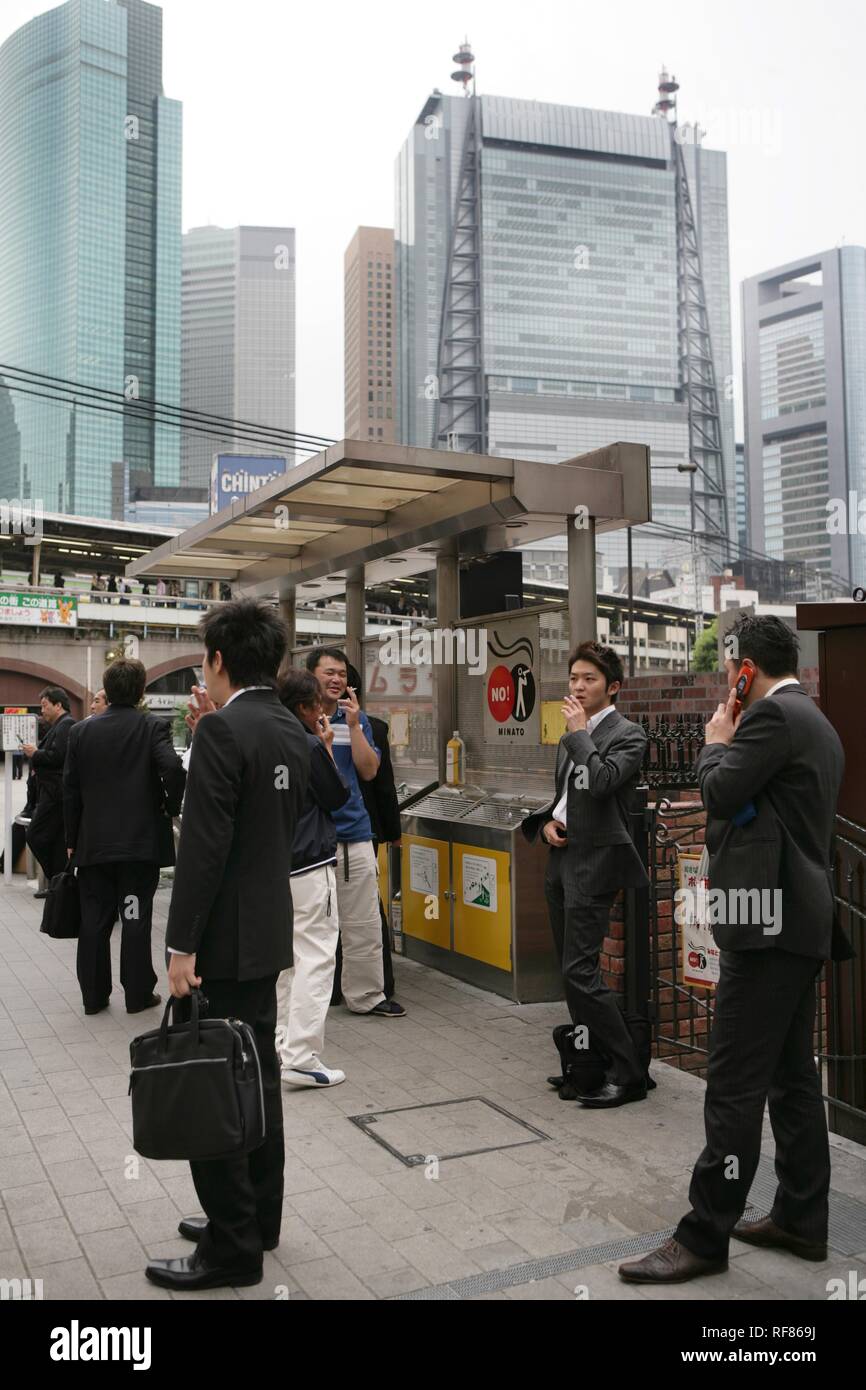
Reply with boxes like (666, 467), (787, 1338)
(732, 1216), (827, 1262)
(619, 1237), (727, 1283)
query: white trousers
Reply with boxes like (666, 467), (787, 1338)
(276, 862), (339, 1072)
(335, 839), (385, 1014)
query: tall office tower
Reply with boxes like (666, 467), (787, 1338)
(181, 225), (296, 488)
(344, 228), (397, 442)
(395, 66), (735, 586)
(0, 0), (182, 516)
(734, 442), (748, 554)
(742, 248), (866, 588)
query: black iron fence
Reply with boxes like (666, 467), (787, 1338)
(639, 714), (705, 792)
(626, 792), (866, 1142)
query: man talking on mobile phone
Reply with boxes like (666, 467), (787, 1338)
(620, 614), (847, 1285)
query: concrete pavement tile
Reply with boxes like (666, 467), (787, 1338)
(729, 1248), (862, 1300)
(69, 1111), (128, 1143)
(503, 1274), (579, 1300)
(59, 1091), (110, 1118)
(22, 1107), (73, 1138)
(291, 1255), (376, 1301)
(391, 1231), (484, 1283)
(79, 1226), (147, 1278)
(0, 1153), (47, 1190)
(3, 1182), (63, 1226)
(124, 1198), (185, 1247)
(28, 1257), (103, 1302)
(467, 1238), (540, 1272)
(284, 1134), (355, 1169)
(62, 1189), (127, 1235)
(421, 1200), (507, 1251)
(8, 1083), (56, 1111)
(556, 1262), (650, 1301)
(287, 1187), (366, 1233)
(379, 1168), (461, 1210)
(272, 1214), (332, 1264)
(0, 1209), (14, 1252)
(32, 1132), (89, 1165)
(239, 1253), (302, 1301)
(45, 1070), (94, 1095)
(44, 1158), (107, 1198)
(348, 1194), (428, 1241)
(322, 1223), (412, 1278)
(100, 1271), (170, 1299)
(0, 1125), (34, 1159)
(491, 1212), (577, 1259)
(156, 1175), (200, 1211)
(103, 1167), (169, 1208)
(89, 1073), (130, 1098)
(17, 1216), (82, 1267)
(365, 1266), (433, 1297)
(318, 1163), (389, 1202)
(280, 1161), (328, 1196)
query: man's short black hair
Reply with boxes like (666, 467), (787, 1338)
(567, 641), (623, 703)
(305, 646), (348, 674)
(279, 667), (322, 716)
(199, 599), (288, 687)
(39, 686), (70, 711)
(727, 614), (799, 678)
(103, 658), (146, 708)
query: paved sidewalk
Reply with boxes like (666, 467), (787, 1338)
(1, 874), (865, 1302)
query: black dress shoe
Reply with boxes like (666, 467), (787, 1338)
(732, 1216), (827, 1262)
(33, 889), (49, 900)
(84, 1001), (109, 1016)
(619, 1237), (727, 1283)
(547, 1075), (564, 1089)
(577, 1079), (647, 1108)
(127, 993), (162, 1014)
(178, 1216), (279, 1252)
(145, 1248), (263, 1291)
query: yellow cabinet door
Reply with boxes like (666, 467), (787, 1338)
(452, 842), (512, 971)
(400, 835), (450, 949)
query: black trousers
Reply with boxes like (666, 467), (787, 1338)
(190, 974), (284, 1271)
(76, 861), (159, 1011)
(677, 948), (830, 1260)
(26, 798), (67, 878)
(545, 850), (642, 1087)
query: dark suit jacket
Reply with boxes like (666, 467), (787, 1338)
(362, 714), (402, 846)
(31, 713), (75, 804)
(166, 689), (310, 981)
(522, 708), (649, 896)
(63, 707), (186, 867)
(699, 683), (844, 958)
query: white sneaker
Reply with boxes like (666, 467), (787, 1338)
(281, 1059), (346, 1088)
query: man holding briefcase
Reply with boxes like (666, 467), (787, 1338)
(145, 599), (309, 1292)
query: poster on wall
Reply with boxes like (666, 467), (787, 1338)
(482, 615), (540, 746)
(409, 843), (438, 897)
(677, 850), (719, 989)
(462, 854), (498, 913)
(0, 592), (78, 628)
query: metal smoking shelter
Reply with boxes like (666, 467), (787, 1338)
(128, 439), (651, 1002)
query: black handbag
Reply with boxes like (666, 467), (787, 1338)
(128, 990), (266, 1161)
(40, 864), (81, 940)
(551, 1013), (656, 1100)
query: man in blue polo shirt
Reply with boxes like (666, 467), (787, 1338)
(306, 648), (406, 1018)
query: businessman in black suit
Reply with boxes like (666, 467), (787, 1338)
(64, 659), (185, 1016)
(620, 614), (846, 1284)
(523, 641), (649, 1108)
(24, 687), (75, 888)
(145, 599), (309, 1292)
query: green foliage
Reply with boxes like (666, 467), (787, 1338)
(692, 618), (719, 673)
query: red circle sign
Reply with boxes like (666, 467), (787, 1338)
(487, 665), (515, 722)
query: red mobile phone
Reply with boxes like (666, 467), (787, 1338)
(733, 659), (757, 718)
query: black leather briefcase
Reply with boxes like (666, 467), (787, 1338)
(129, 990), (266, 1161)
(39, 866), (81, 940)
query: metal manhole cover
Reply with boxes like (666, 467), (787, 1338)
(349, 1096), (549, 1167)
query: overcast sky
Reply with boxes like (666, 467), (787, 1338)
(3, 0), (864, 442)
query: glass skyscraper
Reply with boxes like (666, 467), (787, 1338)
(0, 0), (182, 518)
(181, 225), (296, 489)
(395, 92), (735, 585)
(742, 248), (866, 588)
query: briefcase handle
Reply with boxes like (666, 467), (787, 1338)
(157, 987), (204, 1056)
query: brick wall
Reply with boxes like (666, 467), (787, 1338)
(616, 666), (819, 720)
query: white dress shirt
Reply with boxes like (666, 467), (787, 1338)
(765, 677), (800, 698)
(551, 702), (617, 825)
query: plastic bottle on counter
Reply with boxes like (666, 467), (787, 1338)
(446, 730), (465, 786)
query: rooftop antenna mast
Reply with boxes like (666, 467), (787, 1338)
(653, 65), (730, 592)
(434, 40), (485, 453)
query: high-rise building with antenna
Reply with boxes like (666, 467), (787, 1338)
(394, 52), (735, 586)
